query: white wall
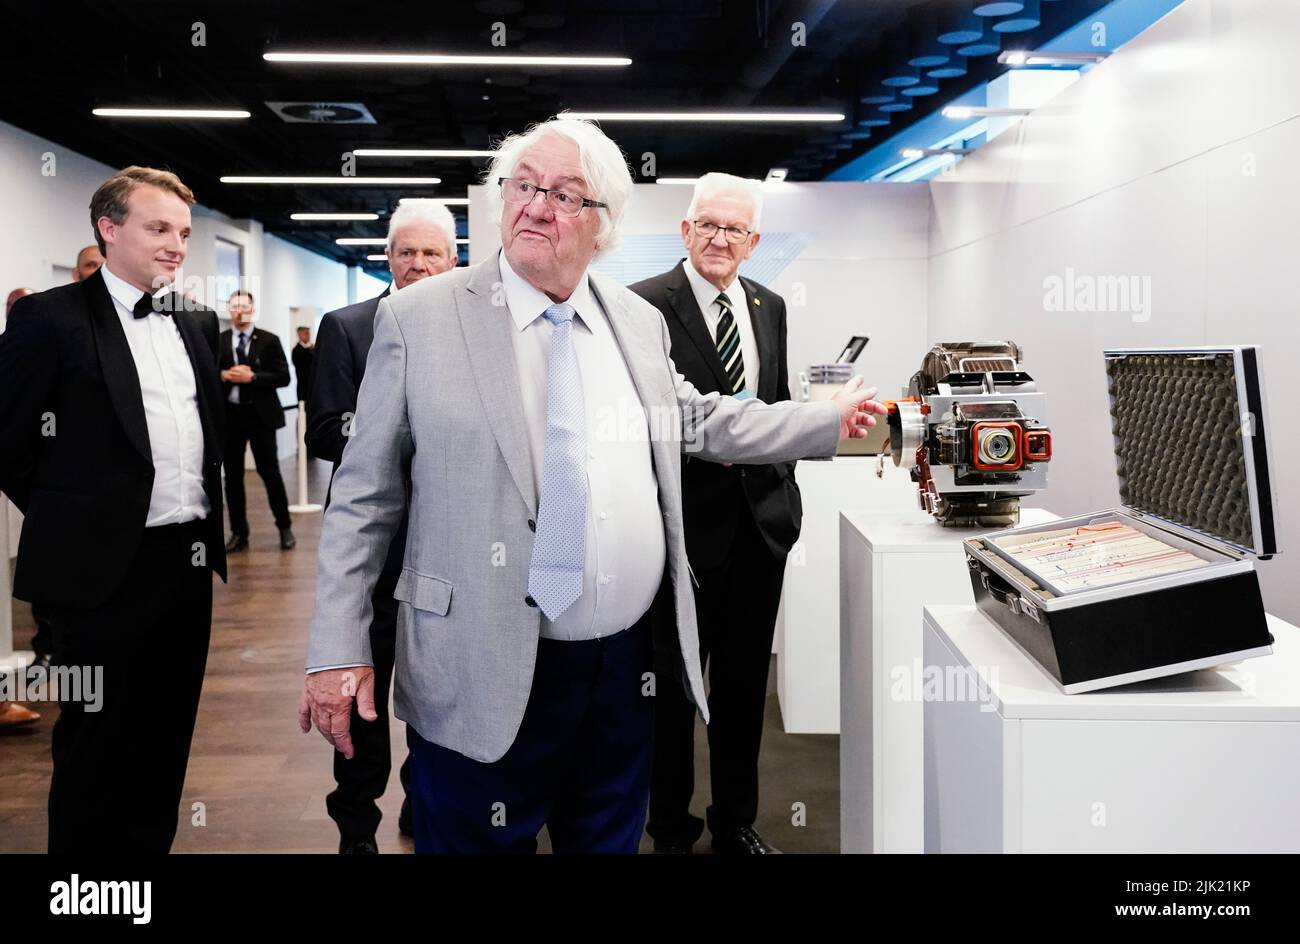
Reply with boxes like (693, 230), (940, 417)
(0, 119), (119, 300)
(470, 181), (931, 405)
(926, 0), (1300, 623)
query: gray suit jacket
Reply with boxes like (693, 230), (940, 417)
(306, 254), (839, 763)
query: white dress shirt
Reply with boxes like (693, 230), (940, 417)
(100, 263), (209, 526)
(500, 250), (667, 642)
(683, 257), (761, 394)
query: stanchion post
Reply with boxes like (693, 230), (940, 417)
(288, 402), (323, 515)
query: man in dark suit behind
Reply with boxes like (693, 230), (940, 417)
(219, 290), (295, 551)
(291, 325), (314, 405)
(305, 199), (458, 853)
(0, 166), (227, 852)
(630, 172), (801, 855)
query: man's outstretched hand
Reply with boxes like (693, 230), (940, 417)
(832, 376), (889, 440)
(299, 666), (377, 760)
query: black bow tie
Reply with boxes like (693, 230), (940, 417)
(132, 292), (171, 319)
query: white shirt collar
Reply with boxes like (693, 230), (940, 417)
(498, 249), (597, 334)
(683, 257), (743, 315)
(100, 262), (163, 314)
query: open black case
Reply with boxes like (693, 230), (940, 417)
(963, 347), (1281, 693)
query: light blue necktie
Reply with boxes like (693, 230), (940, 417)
(527, 303), (587, 620)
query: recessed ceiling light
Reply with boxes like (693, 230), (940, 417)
(337, 238), (388, 246)
(221, 176), (441, 185)
(942, 106), (1032, 120)
(765, 168), (789, 182)
(290, 212), (381, 220)
(654, 178), (699, 185)
(999, 50), (1109, 67)
(365, 254), (388, 261)
(397, 197), (469, 205)
(93, 108), (251, 119)
(567, 111), (844, 123)
(353, 149), (495, 158)
(265, 52), (631, 67)
(902, 147), (974, 159)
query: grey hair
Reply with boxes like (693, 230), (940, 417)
(686, 172), (764, 233)
(483, 113), (633, 257)
(386, 200), (458, 256)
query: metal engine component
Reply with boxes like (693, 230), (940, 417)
(886, 341), (1052, 527)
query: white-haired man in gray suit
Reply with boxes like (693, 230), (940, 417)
(299, 114), (885, 854)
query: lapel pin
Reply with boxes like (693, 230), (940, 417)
(754, 297), (761, 306)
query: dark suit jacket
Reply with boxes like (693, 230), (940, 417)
(629, 261), (803, 567)
(291, 343), (313, 404)
(305, 287), (407, 574)
(0, 268), (227, 608)
(219, 326), (290, 430)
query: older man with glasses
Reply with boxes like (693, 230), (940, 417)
(631, 172), (798, 854)
(299, 114), (887, 854)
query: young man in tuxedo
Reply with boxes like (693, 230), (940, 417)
(219, 290), (295, 551)
(305, 200), (458, 853)
(630, 172), (799, 854)
(0, 166), (227, 852)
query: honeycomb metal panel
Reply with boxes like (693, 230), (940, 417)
(960, 357), (1017, 373)
(1106, 352), (1253, 549)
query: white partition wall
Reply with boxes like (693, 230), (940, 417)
(927, 0), (1300, 626)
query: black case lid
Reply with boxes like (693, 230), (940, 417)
(1103, 347), (1279, 558)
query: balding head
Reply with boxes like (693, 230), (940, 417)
(74, 245), (104, 282)
(6, 287), (34, 318)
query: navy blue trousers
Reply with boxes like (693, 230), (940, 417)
(406, 615), (654, 853)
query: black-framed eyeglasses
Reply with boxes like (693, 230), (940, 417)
(498, 177), (608, 217)
(691, 219), (753, 244)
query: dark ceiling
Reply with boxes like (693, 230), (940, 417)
(0, 0), (1105, 277)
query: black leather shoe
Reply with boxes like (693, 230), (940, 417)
(711, 825), (782, 855)
(225, 534), (248, 553)
(398, 798), (414, 838)
(279, 527), (296, 550)
(653, 840), (693, 854)
(340, 837), (379, 854)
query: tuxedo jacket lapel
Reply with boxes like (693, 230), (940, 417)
(83, 271), (151, 463)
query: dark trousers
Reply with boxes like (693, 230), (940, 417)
(46, 518), (214, 854)
(30, 603), (52, 659)
(326, 567), (411, 840)
(406, 614), (654, 854)
(647, 504), (787, 846)
(223, 403), (291, 536)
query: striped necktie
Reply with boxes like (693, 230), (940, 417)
(714, 293), (746, 394)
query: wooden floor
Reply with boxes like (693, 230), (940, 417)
(2, 455), (839, 853)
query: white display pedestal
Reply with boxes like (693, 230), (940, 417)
(838, 508), (1057, 854)
(1, 498), (32, 677)
(923, 604), (1300, 853)
(775, 457), (916, 734)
